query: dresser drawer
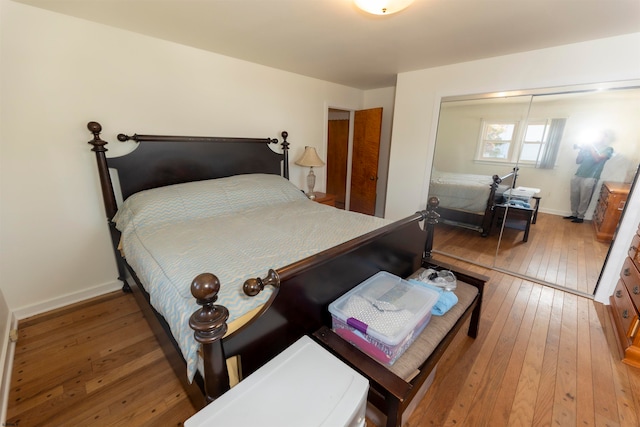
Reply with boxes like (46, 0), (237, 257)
(593, 203), (605, 226)
(621, 257), (640, 311)
(612, 279), (640, 341)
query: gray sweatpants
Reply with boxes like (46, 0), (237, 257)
(570, 176), (598, 219)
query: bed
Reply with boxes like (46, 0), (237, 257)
(428, 168), (518, 236)
(87, 121), (435, 407)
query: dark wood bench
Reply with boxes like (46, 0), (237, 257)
(314, 258), (487, 427)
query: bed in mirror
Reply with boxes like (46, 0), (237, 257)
(430, 82), (640, 296)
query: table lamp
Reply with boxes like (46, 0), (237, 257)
(295, 146), (325, 200)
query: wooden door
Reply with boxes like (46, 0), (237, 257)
(350, 108), (382, 215)
(327, 119), (349, 209)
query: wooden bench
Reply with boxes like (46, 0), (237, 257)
(314, 258), (487, 427)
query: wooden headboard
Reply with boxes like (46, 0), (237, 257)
(87, 121), (290, 220)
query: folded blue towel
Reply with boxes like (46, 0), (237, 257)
(408, 279), (458, 316)
(507, 199), (531, 209)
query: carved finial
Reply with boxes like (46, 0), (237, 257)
(87, 121), (102, 134)
(189, 273), (229, 345)
(243, 278), (262, 297)
(191, 273), (220, 303)
(280, 131), (290, 150)
(117, 133), (139, 142)
(243, 269), (280, 297)
(428, 196), (440, 210)
(87, 121), (108, 152)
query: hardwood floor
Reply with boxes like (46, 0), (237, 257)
(5, 292), (196, 426)
(433, 212), (611, 296)
(6, 262), (640, 426)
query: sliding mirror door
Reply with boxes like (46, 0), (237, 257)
(494, 86), (640, 295)
(430, 94), (532, 266)
(431, 83), (640, 296)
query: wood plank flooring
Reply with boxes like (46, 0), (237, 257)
(433, 212), (611, 296)
(6, 260), (640, 426)
(5, 292), (196, 426)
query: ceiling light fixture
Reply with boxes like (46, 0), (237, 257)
(354, 0), (415, 15)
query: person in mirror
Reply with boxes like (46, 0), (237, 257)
(564, 131), (614, 223)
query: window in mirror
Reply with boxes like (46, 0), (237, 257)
(477, 121), (517, 161)
(477, 118), (564, 166)
(520, 120), (549, 163)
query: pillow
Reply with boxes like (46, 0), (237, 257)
(113, 173), (306, 231)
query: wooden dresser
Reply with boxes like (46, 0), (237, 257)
(609, 222), (640, 368)
(593, 181), (631, 242)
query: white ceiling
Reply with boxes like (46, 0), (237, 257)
(16, 0), (640, 89)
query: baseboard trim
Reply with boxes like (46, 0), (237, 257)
(1, 313), (18, 425)
(13, 280), (122, 320)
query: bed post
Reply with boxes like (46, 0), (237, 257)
(481, 174), (502, 237)
(87, 122), (118, 220)
(281, 131), (290, 180)
(511, 166), (519, 188)
(87, 122), (131, 292)
(424, 197), (440, 260)
(189, 273), (231, 403)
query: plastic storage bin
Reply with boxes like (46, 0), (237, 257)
(184, 336), (369, 427)
(329, 271), (439, 365)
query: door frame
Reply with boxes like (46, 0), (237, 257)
(325, 106), (355, 211)
(324, 104), (389, 217)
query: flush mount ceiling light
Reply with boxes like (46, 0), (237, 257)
(354, 0), (415, 15)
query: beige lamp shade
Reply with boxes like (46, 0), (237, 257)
(295, 146), (325, 167)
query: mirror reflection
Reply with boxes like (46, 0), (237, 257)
(430, 84), (640, 296)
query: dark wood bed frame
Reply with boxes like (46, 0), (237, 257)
(87, 121), (485, 417)
(434, 168), (519, 236)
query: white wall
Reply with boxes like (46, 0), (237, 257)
(0, 0), (366, 314)
(387, 33), (640, 303)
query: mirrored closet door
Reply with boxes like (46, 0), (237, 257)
(430, 82), (640, 296)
